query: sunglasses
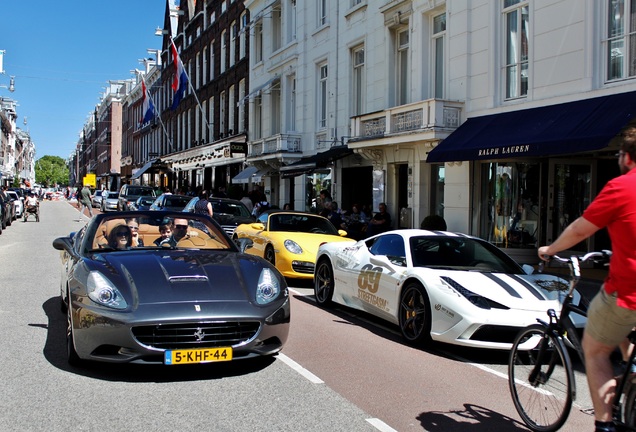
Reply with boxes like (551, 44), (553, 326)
(175, 225), (188, 229)
(128, 225), (139, 230)
(115, 232), (129, 237)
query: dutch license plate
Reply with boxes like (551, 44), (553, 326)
(164, 347), (233, 365)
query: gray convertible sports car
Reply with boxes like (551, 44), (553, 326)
(53, 211), (290, 365)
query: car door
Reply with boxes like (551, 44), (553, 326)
(353, 234), (406, 323)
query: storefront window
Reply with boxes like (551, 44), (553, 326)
(480, 162), (541, 248)
(306, 171), (331, 213)
(431, 165), (445, 217)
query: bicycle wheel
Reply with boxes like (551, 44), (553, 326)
(509, 324), (573, 432)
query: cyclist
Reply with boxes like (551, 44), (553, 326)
(25, 191), (38, 213)
(538, 127), (636, 432)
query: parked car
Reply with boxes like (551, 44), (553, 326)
(314, 229), (579, 349)
(100, 191), (119, 212)
(129, 196), (155, 211)
(91, 190), (104, 208)
(0, 192), (14, 227)
(234, 210), (352, 279)
(118, 185), (156, 211)
(183, 197), (254, 237)
(5, 190), (23, 218)
(52, 211), (290, 365)
(149, 194), (192, 212)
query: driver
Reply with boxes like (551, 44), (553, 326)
(159, 218), (189, 247)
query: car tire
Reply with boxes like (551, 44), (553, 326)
(265, 245), (276, 266)
(66, 295), (82, 366)
(398, 281), (432, 346)
(314, 258), (334, 306)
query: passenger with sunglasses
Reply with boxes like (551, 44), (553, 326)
(125, 217), (144, 247)
(107, 224), (133, 250)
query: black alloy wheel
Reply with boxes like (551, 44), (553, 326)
(398, 281), (432, 345)
(265, 245), (276, 266)
(314, 259), (334, 306)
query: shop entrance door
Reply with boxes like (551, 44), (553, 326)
(546, 160), (593, 251)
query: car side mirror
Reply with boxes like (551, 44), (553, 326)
(338, 229), (348, 237)
(522, 264), (535, 275)
(234, 237), (253, 253)
(251, 223), (265, 230)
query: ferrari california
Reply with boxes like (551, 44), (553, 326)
(234, 210), (353, 279)
(53, 211), (290, 365)
(314, 229), (580, 349)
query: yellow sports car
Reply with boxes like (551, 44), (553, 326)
(234, 210), (352, 279)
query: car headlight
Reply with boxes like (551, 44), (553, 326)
(440, 276), (508, 310)
(87, 271), (128, 310)
(284, 239), (303, 254)
(256, 268), (282, 305)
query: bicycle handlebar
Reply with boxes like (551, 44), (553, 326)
(538, 250), (612, 277)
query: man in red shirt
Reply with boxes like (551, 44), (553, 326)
(538, 129), (636, 432)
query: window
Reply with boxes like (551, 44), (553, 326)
(273, 5), (282, 52)
(271, 81), (281, 135)
(319, 0), (327, 27)
(196, 52), (201, 89)
(238, 79), (246, 132)
(254, 21), (263, 63)
(228, 85), (235, 134)
(202, 47), (208, 85)
(254, 95), (263, 139)
(352, 46), (365, 116)
(503, 0), (529, 99)
(607, 0), (636, 81)
(220, 91), (226, 135)
(208, 96), (214, 143)
(287, 75), (296, 131)
(287, 0), (297, 42)
(210, 41), (215, 80)
(432, 13), (446, 98)
(240, 12), (248, 59)
(230, 21), (237, 67)
(431, 165), (445, 218)
(396, 28), (409, 105)
(220, 30), (227, 73)
(318, 63), (328, 129)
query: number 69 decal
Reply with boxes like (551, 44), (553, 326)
(358, 264), (383, 293)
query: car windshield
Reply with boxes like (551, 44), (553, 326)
(165, 196), (192, 208)
(88, 213), (233, 252)
(408, 236), (522, 273)
(213, 201), (251, 217)
(268, 213), (339, 235)
(129, 188), (154, 196)
(107, 193), (119, 199)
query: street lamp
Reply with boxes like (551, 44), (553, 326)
(0, 75), (15, 92)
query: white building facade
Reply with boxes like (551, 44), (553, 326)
(244, 0), (636, 259)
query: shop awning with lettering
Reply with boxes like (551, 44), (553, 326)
(426, 91), (636, 163)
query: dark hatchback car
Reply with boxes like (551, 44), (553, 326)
(129, 196), (156, 211)
(183, 197), (254, 237)
(118, 185), (156, 211)
(149, 194), (192, 212)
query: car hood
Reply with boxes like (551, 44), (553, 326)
(92, 251), (271, 306)
(432, 270), (573, 311)
(276, 233), (353, 256)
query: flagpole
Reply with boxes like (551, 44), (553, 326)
(170, 37), (212, 140)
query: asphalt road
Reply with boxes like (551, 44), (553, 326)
(0, 200), (594, 431)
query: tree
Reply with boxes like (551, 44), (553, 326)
(35, 156), (70, 187)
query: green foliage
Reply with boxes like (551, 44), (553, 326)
(35, 155), (70, 187)
(12, 176), (19, 187)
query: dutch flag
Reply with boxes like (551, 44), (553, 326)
(171, 39), (188, 110)
(140, 78), (155, 124)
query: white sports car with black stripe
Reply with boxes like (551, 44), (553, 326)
(314, 229), (585, 349)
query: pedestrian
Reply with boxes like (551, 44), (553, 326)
(79, 185), (93, 218)
(366, 202), (392, 237)
(537, 127), (636, 432)
(194, 190), (213, 217)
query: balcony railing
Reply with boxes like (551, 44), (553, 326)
(350, 99), (463, 142)
(249, 133), (302, 157)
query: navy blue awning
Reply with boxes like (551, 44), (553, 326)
(426, 91), (636, 162)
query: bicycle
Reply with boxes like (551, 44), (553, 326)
(508, 250), (636, 431)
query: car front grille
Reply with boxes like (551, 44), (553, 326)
(132, 321), (260, 349)
(220, 225), (237, 236)
(291, 261), (315, 274)
(469, 325), (523, 344)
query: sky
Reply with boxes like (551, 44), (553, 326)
(1, 1), (167, 160)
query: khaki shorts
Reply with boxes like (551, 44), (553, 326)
(585, 287), (636, 346)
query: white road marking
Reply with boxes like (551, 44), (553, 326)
(365, 418), (399, 432)
(277, 353), (324, 384)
